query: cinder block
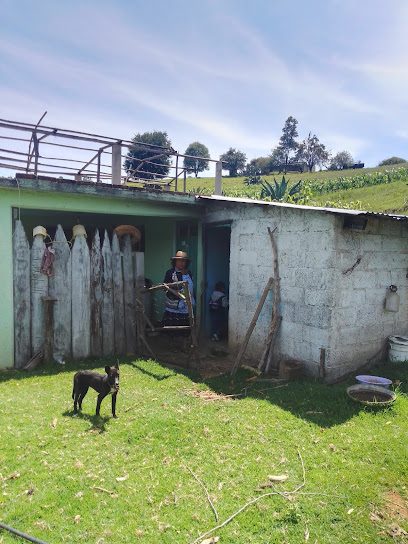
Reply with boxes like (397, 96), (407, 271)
(340, 288), (366, 308)
(305, 289), (335, 307)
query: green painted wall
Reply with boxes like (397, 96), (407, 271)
(0, 180), (203, 368)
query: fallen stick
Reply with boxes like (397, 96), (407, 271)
(91, 485), (115, 495)
(187, 467), (219, 522)
(124, 402), (140, 413)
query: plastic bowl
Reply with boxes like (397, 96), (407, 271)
(347, 384), (396, 406)
(355, 375), (392, 389)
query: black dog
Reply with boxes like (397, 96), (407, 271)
(72, 362), (120, 418)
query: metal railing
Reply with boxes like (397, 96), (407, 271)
(0, 117), (222, 193)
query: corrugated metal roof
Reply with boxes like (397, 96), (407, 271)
(196, 194), (408, 221)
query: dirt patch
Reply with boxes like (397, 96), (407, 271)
(188, 389), (234, 401)
(384, 491), (408, 521)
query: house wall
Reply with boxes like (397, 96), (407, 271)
(204, 200), (408, 379)
(328, 216), (408, 379)
(0, 179), (202, 368)
(204, 202), (336, 375)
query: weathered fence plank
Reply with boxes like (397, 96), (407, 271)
(123, 234), (137, 354)
(49, 225), (72, 359)
(112, 232), (125, 354)
(13, 220), (31, 367)
(90, 229), (103, 356)
(101, 230), (114, 356)
(71, 230), (90, 358)
(31, 231), (48, 354)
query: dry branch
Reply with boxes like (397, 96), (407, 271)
(187, 467), (219, 522)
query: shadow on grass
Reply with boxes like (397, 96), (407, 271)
(62, 409), (111, 433)
(202, 362), (408, 429)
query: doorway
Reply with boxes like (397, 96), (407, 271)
(203, 222), (231, 337)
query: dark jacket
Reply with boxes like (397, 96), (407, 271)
(164, 267), (193, 311)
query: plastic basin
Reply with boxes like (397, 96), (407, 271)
(355, 375), (392, 389)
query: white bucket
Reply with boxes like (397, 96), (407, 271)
(388, 335), (408, 362)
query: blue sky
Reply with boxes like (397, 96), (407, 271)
(1, 0), (407, 176)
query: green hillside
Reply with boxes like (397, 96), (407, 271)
(186, 163), (408, 215)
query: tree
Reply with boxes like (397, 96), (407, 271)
(269, 147), (285, 172)
(329, 150), (353, 170)
(246, 157), (271, 175)
(275, 116), (299, 173)
(183, 142), (210, 177)
(220, 148), (247, 177)
(378, 156), (407, 166)
(124, 131), (172, 180)
(296, 132), (330, 172)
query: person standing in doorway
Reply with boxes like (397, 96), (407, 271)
(209, 281), (229, 341)
(162, 251), (195, 351)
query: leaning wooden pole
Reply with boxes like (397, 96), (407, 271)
(259, 227), (281, 373)
(184, 280), (200, 368)
(230, 277), (273, 377)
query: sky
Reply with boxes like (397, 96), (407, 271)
(1, 0), (408, 177)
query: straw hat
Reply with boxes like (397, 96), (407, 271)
(171, 250), (191, 263)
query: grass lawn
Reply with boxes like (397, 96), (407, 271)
(1, 358), (407, 543)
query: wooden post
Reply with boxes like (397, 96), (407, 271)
(230, 277), (273, 376)
(112, 232), (126, 354)
(123, 234), (137, 354)
(49, 225), (72, 359)
(319, 348), (326, 379)
(71, 229), (91, 358)
(41, 296), (57, 363)
(101, 230), (114, 356)
(31, 231), (48, 355)
(215, 160), (222, 195)
(183, 169), (187, 193)
(90, 229), (103, 356)
(13, 220), (31, 367)
(111, 143), (122, 185)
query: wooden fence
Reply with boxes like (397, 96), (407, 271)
(13, 220), (144, 367)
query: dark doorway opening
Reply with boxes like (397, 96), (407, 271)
(203, 222), (231, 338)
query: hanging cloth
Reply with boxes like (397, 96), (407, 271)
(40, 246), (55, 277)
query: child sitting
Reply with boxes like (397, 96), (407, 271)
(209, 282), (229, 341)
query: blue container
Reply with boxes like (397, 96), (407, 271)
(355, 375), (392, 389)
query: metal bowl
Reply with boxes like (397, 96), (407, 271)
(347, 384), (396, 406)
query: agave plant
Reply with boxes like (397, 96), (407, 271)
(260, 176), (302, 201)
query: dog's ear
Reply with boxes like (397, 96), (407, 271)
(105, 365), (111, 375)
(115, 360), (119, 370)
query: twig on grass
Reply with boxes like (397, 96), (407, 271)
(124, 402), (140, 412)
(187, 467), (219, 521)
(191, 447), (307, 544)
(91, 485), (115, 495)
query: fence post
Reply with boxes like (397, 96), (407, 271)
(215, 160), (222, 195)
(112, 143), (122, 185)
(41, 296), (57, 363)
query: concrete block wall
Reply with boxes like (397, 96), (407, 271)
(204, 202), (338, 375)
(204, 200), (408, 380)
(327, 216), (408, 379)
